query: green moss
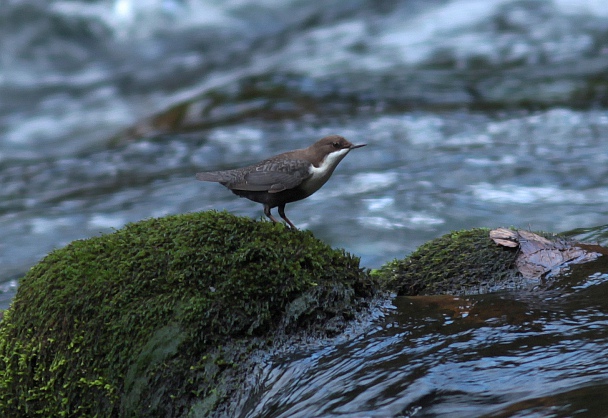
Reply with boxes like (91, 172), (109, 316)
(0, 211), (375, 417)
(375, 228), (520, 295)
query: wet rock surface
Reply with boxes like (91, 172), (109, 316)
(490, 227), (602, 279)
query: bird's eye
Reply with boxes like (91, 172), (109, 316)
(332, 142), (340, 148)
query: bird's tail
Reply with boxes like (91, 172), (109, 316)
(196, 172), (225, 182)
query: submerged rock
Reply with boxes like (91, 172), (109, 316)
(375, 228), (602, 296)
(0, 211), (377, 417)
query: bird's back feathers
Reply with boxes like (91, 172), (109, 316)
(196, 157), (312, 193)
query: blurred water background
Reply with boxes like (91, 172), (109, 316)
(2, 0), (608, 416)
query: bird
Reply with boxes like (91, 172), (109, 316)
(196, 135), (366, 228)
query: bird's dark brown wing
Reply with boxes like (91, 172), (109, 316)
(240, 159), (311, 192)
(197, 158), (312, 193)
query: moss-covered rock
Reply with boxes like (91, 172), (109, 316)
(0, 211), (376, 417)
(374, 228), (521, 295)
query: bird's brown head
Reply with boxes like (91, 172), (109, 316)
(302, 135), (366, 167)
(310, 134), (365, 155)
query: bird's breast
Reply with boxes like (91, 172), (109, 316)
(300, 148), (350, 195)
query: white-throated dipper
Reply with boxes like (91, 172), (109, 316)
(196, 135), (366, 228)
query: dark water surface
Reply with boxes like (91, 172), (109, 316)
(2, 0), (608, 416)
(245, 254), (608, 417)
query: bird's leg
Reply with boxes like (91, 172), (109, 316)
(263, 204), (281, 223)
(278, 204), (297, 229)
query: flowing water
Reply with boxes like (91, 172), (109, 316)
(2, 0), (608, 416)
(245, 264), (608, 417)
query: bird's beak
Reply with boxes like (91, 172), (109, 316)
(350, 144), (367, 149)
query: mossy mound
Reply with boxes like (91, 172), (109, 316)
(0, 211), (375, 417)
(375, 228), (520, 295)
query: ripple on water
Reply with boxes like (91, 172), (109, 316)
(244, 278), (608, 417)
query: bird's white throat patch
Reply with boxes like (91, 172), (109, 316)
(302, 148), (351, 194)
